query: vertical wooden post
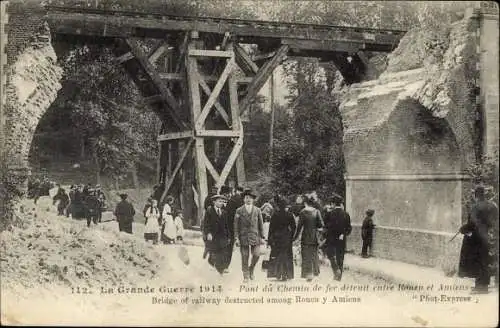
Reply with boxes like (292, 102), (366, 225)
(269, 70), (275, 172)
(186, 33), (208, 225)
(227, 43), (247, 187)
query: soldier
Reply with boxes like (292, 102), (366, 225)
(114, 193), (136, 234)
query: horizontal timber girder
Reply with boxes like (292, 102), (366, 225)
(47, 6), (405, 53)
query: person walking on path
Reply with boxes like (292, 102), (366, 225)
(361, 209), (376, 258)
(459, 185), (498, 294)
(234, 189), (265, 282)
(225, 186), (244, 271)
(114, 193), (135, 234)
(161, 196), (175, 244)
(144, 199), (161, 244)
(267, 195), (296, 281)
(53, 187), (70, 216)
(294, 195), (324, 282)
(203, 194), (232, 275)
(174, 209), (185, 242)
(323, 194), (352, 281)
(85, 189), (101, 228)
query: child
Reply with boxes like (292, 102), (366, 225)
(361, 209), (376, 258)
(144, 199), (161, 244)
(174, 210), (185, 243)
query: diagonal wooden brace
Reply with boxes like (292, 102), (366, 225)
(197, 74), (231, 127)
(215, 129), (244, 189)
(160, 138), (194, 204)
(125, 38), (187, 129)
(234, 43), (259, 75)
(195, 57), (235, 130)
(239, 44), (289, 117)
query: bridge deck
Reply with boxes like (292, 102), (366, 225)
(46, 6), (405, 53)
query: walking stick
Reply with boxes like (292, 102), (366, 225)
(449, 231), (460, 243)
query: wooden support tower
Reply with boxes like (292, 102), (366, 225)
(46, 6), (406, 226)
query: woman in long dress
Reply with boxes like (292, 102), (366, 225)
(268, 195), (296, 281)
(294, 196), (324, 281)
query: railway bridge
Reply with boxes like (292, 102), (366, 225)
(1, 2), (498, 267)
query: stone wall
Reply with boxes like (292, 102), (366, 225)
(339, 14), (481, 268)
(1, 1), (63, 229)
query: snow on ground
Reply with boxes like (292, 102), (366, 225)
(1, 198), (498, 326)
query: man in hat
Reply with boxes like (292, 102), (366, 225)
(323, 193), (352, 281)
(225, 186), (245, 271)
(361, 209), (376, 258)
(85, 189), (101, 228)
(203, 194), (232, 275)
(459, 185), (498, 294)
(114, 193), (136, 234)
(234, 188), (265, 282)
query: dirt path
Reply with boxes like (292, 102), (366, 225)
(2, 200), (497, 326)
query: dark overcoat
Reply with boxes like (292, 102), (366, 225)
(459, 199), (499, 278)
(114, 200), (135, 222)
(203, 206), (231, 251)
(267, 209), (296, 279)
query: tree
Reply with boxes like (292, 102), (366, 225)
(270, 58), (345, 200)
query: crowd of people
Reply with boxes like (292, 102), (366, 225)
(112, 192), (185, 244)
(28, 176), (497, 293)
(28, 178), (107, 228)
(201, 185), (370, 283)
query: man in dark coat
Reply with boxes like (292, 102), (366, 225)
(361, 209), (376, 258)
(459, 185), (498, 294)
(85, 190), (101, 227)
(323, 194), (352, 281)
(203, 194), (232, 275)
(114, 193), (136, 234)
(53, 188), (70, 216)
(224, 186), (244, 270)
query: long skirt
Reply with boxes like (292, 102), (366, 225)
(268, 244), (294, 280)
(301, 244), (320, 279)
(208, 246), (231, 274)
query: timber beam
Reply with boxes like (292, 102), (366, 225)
(123, 38), (187, 129)
(159, 72), (252, 84)
(157, 131), (194, 141)
(47, 6), (405, 52)
(239, 44), (289, 116)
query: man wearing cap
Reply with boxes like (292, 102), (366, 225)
(203, 194), (232, 275)
(114, 193), (136, 234)
(361, 209), (376, 258)
(459, 185), (498, 294)
(234, 189), (265, 282)
(323, 193), (352, 281)
(225, 186), (244, 271)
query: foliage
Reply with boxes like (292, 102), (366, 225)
(466, 151), (499, 205)
(242, 95), (271, 179)
(34, 43), (159, 183)
(270, 58), (345, 200)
